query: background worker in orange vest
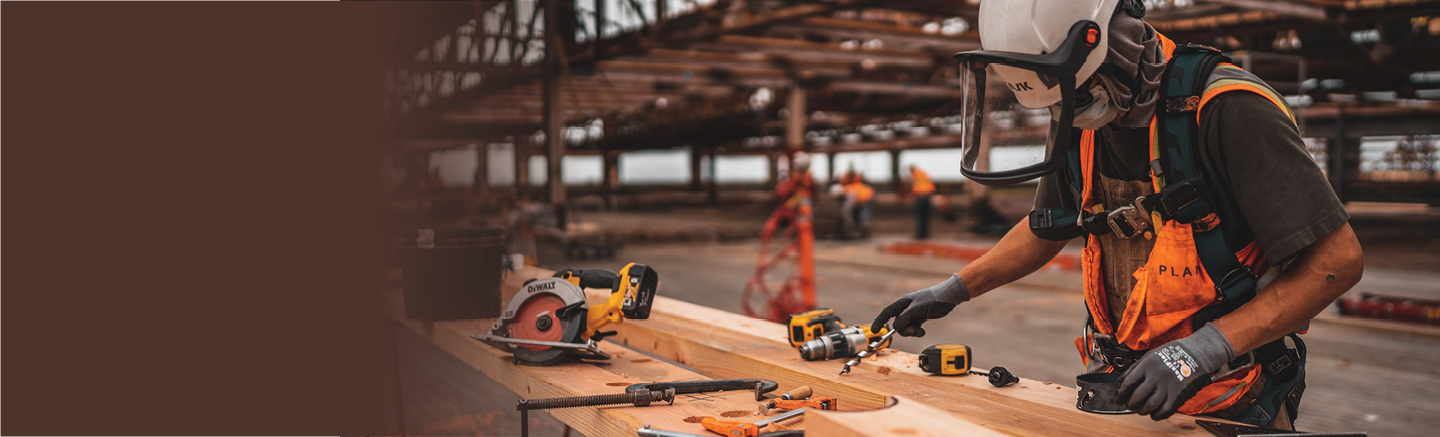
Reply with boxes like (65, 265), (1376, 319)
(840, 174), (874, 239)
(908, 165), (936, 239)
(874, 0), (1362, 430)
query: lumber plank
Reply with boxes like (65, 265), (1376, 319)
(502, 267), (1224, 436)
(384, 289), (798, 437)
(807, 396), (1007, 437)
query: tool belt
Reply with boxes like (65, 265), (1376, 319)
(1084, 317), (1299, 382)
(1083, 318), (1306, 425)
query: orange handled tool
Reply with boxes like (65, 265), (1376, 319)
(700, 417), (758, 437)
(758, 396), (835, 415)
(698, 406), (807, 437)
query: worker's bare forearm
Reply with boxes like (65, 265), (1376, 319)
(959, 217), (1070, 298)
(1214, 224), (1364, 354)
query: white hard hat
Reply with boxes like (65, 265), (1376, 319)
(978, 0), (1121, 108)
(792, 152), (811, 170)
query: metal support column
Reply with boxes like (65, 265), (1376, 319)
(690, 146), (704, 191)
(707, 148), (719, 205)
(826, 152), (836, 184)
(1330, 104), (1348, 202)
(474, 142), (489, 196)
(767, 152), (780, 187)
(785, 86), (807, 173)
(890, 149), (902, 193)
(603, 149), (619, 210)
(543, 0), (568, 225)
(515, 145), (529, 197)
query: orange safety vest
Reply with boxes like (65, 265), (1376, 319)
(1072, 34), (1298, 416)
(911, 168), (935, 195)
(844, 182), (874, 203)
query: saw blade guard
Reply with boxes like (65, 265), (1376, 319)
(491, 278), (589, 364)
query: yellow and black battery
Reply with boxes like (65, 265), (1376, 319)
(918, 344), (972, 376)
(785, 308), (845, 347)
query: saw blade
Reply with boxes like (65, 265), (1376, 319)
(506, 292), (585, 365)
(511, 293), (568, 351)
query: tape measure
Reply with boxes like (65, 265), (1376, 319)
(918, 344), (972, 376)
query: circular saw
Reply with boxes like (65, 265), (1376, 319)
(473, 263), (658, 365)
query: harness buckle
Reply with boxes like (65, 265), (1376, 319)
(1085, 323), (1145, 372)
(1105, 206), (1151, 239)
(1030, 209), (1054, 228)
(1161, 180), (1207, 223)
(1215, 266), (1257, 302)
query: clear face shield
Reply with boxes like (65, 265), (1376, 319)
(954, 21), (1102, 186)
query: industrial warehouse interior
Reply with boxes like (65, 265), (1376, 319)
(385, 1), (1439, 436)
(4, 1), (1438, 437)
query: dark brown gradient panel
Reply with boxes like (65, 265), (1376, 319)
(4, 2), (394, 435)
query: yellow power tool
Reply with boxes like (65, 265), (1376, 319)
(797, 324), (891, 361)
(785, 308), (845, 347)
(473, 263), (658, 365)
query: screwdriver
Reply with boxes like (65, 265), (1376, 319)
(839, 328), (896, 375)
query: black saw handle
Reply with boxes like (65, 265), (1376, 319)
(553, 268), (619, 291)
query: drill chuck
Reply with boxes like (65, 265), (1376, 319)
(797, 326), (869, 360)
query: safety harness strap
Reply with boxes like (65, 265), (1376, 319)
(1155, 44), (1258, 303)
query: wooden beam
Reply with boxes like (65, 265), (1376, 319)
(606, 296), (1228, 436)
(384, 290), (795, 437)
(1199, 0), (1331, 21)
(768, 22), (979, 53)
(1150, 10), (1282, 33)
(695, 35), (938, 67)
(808, 396), (1005, 437)
(659, 0), (884, 43)
(497, 268), (1238, 437)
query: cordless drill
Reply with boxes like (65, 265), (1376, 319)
(785, 308), (845, 347)
(796, 324), (891, 360)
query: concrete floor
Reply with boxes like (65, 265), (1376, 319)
(541, 234), (1440, 437)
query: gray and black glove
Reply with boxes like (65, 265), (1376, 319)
(871, 274), (969, 337)
(1116, 323), (1236, 421)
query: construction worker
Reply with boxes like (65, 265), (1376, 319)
(775, 153), (815, 212)
(908, 165), (936, 239)
(840, 174), (874, 239)
(873, 0), (1361, 430)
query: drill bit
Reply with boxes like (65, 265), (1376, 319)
(839, 329), (896, 375)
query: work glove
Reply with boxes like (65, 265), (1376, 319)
(872, 274), (969, 337)
(1116, 323), (1236, 421)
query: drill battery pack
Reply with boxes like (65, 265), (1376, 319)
(785, 308), (845, 347)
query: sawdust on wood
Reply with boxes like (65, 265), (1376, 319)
(877, 366), (893, 375)
(1042, 382), (1052, 385)
(607, 382), (630, 386)
(720, 410), (751, 418)
(683, 416), (705, 423)
(630, 358), (654, 363)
